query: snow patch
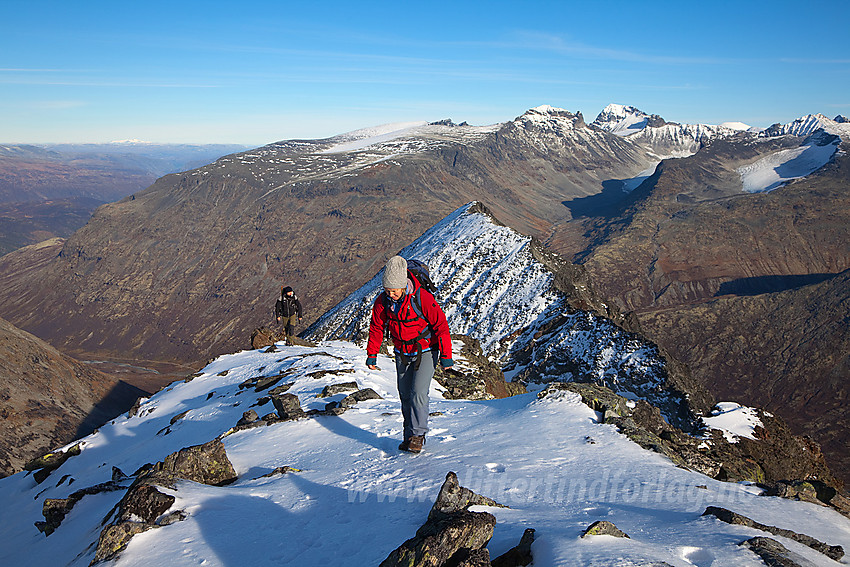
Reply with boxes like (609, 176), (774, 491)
(702, 402), (763, 443)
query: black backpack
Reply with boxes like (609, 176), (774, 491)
(406, 259), (437, 295)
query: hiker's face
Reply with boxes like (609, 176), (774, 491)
(385, 288), (404, 301)
(285, 291), (293, 296)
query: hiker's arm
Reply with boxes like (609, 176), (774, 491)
(366, 294), (386, 367)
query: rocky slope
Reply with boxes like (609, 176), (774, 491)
(562, 133), (850, 481)
(638, 268), (850, 485)
(0, 143), (246, 255)
(0, 109), (661, 366)
(0, 316), (146, 477)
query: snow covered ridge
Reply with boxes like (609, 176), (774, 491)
(3, 341), (850, 565)
(306, 202), (695, 429)
(762, 113), (850, 138)
(306, 202), (560, 354)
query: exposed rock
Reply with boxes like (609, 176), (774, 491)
(142, 439), (238, 488)
(285, 335), (317, 348)
(257, 466), (300, 479)
(762, 480), (850, 516)
(316, 381), (359, 398)
(306, 368), (355, 380)
(169, 410), (189, 425)
(119, 484), (175, 523)
(429, 471), (507, 520)
(703, 506), (843, 561)
(455, 548), (491, 567)
(92, 439), (237, 563)
(26, 443), (82, 484)
(380, 510), (496, 567)
(490, 528), (535, 567)
(92, 521), (155, 564)
(236, 410), (259, 426)
(380, 472), (504, 567)
(581, 520), (629, 538)
(267, 382), (295, 396)
(35, 480), (128, 536)
(740, 537), (806, 567)
(434, 335), (521, 400)
(271, 393), (307, 421)
(250, 326), (285, 350)
(340, 388), (383, 408)
(539, 382), (844, 503)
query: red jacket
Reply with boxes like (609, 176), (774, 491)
(367, 275), (452, 362)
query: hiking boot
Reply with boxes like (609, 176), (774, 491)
(405, 435), (425, 454)
(398, 437), (411, 451)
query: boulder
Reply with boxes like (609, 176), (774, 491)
(92, 439), (238, 563)
(380, 510), (496, 567)
(740, 537), (806, 567)
(703, 506), (843, 561)
(340, 388), (383, 408)
(581, 520), (629, 538)
(491, 528), (535, 567)
(92, 522), (155, 564)
(250, 326), (285, 350)
(144, 439), (238, 488)
(25, 443), (82, 484)
(271, 393), (306, 421)
(316, 382), (359, 398)
(236, 410), (259, 426)
(35, 480), (128, 536)
(380, 472), (506, 567)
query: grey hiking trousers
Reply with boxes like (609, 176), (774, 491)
(395, 349), (439, 439)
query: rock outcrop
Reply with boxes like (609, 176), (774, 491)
(92, 439), (237, 564)
(703, 506), (844, 561)
(380, 472), (510, 567)
(539, 383), (843, 506)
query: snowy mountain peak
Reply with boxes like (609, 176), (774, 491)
(592, 104), (665, 137)
(763, 113), (850, 139)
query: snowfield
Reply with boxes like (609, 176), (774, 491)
(738, 133), (840, 193)
(2, 341), (849, 567)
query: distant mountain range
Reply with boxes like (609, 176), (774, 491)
(0, 103), (847, 486)
(0, 142), (248, 255)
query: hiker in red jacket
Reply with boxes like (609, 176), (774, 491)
(366, 256), (453, 453)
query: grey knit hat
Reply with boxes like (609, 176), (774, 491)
(382, 255), (408, 289)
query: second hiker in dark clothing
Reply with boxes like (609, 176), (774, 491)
(275, 286), (303, 336)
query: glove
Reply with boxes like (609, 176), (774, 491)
(366, 356), (378, 367)
(440, 358), (454, 368)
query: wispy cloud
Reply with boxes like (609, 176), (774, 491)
(499, 31), (744, 66)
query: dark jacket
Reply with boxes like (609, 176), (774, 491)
(275, 291), (302, 318)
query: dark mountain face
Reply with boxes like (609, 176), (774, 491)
(565, 140), (850, 485)
(638, 269), (850, 485)
(0, 317), (146, 477)
(0, 111), (656, 365)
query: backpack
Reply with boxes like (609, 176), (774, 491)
(406, 259), (437, 295)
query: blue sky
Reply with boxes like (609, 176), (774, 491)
(2, 0), (848, 145)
